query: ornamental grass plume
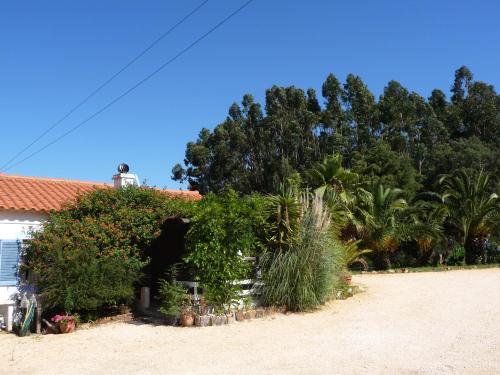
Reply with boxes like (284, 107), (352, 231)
(261, 192), (343, 311)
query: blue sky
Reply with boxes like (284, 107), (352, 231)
(1, 0), (499, 189)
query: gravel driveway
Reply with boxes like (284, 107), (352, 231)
(1, 268), (499, 374)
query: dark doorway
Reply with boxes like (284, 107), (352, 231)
(146, 217), (190, 298)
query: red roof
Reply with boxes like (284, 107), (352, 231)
(0, 173), (201, 212)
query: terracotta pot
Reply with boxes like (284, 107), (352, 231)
(180, 313), (194, 327)
(343, 274), (352, 284)
(235, 311), (245, 321)
(59, 320), (76, 334)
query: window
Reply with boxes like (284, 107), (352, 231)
(0, 240), (20, 286)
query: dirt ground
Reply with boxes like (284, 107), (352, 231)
(1, 268), (499, 375)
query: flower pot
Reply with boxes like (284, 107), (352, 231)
(180, 313), (194, 327)
(59, 320), (76, 334)
(235, 311), (245, 321)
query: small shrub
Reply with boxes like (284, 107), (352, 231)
(157, 280), (190, 316)
(484, 240), (500, 263)
(447, 245), (465, 265)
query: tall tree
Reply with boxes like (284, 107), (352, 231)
(342, 74), (378, 149)
(351, 141), (420, 198)
(440, 169), (499, 264)
(174, 66), (499, 206)
(321, 74), (350, 154)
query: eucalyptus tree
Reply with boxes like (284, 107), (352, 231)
(173, 65), (499, 204)
(321, 73), (350, 154)
(351, 141), (420, 198)
(342, 74), (378, 149)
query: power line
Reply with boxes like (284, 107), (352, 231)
(0, 0), (210, 172)
(1, 0), (254, 173)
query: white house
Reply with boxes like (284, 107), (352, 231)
(0, 167), (201, 331)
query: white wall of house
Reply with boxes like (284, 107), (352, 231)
(0, 209), (46, 240)
(0, 209), (46, 330)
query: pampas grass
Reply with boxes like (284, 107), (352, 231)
(261, 193), (343, 311)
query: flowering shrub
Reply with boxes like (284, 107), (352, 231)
(51, 314), (76, 325)
(25, 187), (195, 318)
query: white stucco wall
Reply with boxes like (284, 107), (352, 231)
(0, 210), (46, 329)
(0, 209), (46, 240)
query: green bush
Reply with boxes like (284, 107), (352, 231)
(484, 240), (500, 263)
(183, 190), (267, 310)
(261, 194), (343, 311)
(157, 280), (190, 317)
(25, 187), (195, 317)
(33, 236), (143, 314)
(447, 246), (465, 265)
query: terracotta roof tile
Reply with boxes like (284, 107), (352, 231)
(0, 173), (201, 212)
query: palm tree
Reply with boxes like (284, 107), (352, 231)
(440, 169), (499, 264)
(340, 240), (372, 270)
(305, 154), (359, 200)
(265, 188), (302, 251)
(400, 198), (449, 264)
(306, 154), (372, 240)
(358, 184), (408, 269)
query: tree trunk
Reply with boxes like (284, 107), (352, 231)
(464, 234), (486, 264)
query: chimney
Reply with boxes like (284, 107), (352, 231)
(112, 163), (140, 188)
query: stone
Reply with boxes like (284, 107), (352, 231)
(195, 315), (210, 327)
(226, 313), (235, 325)
(244, 310), (256, 320)
(210, 315), (226, 326)
(255, 309), (265, 319)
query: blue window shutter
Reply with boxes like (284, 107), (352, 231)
(0, 240), (20, 286)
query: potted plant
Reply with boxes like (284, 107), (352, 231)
(179, 293), (194, 327)
(194, 297), (211, 327)
(51, 313), (77, 334)
(158, 278), (190, 326)
(242, 296), (256, 319)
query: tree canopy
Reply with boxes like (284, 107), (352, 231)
(173, 66), (500, 196)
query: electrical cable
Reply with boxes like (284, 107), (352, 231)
(1, 0), (254, 173)
(0, 0), (210, 171)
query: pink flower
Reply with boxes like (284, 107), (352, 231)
(51, 313), (75, 324)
